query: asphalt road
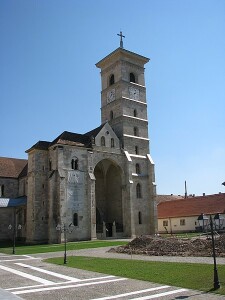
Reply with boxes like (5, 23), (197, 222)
(0, 247), (225, 300)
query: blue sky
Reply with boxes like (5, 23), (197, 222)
(1, 0), (225, 196)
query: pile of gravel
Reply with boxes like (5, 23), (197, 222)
(109, 234), (225, 257)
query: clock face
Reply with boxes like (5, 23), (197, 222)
(129, 87), (140, 100)
(107, 89), (115, 103)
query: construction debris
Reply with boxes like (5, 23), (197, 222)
(109, 234), (225, 257)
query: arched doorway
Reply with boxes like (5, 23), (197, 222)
(94, 159), (123, 238)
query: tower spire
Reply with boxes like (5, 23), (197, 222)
(117, 31), (125, 48)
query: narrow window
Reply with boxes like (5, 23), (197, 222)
(138, 212), (142, 224)
(75, 159), (78, 170)
(73, 213), (78, 226)
(134, 109), (137, 117)
(136, 163), (140, 174)
(101, 136), (105, 146)
(130, 73), (136, 83)
(49, 160), (52, 171)
(111, 138), (115, 148)
(109, 74), (115, 86)
(180, 219), (186, 226)
(71, 158), (79, 170)
(71, 159), (75, 169)
(163, 220), (168, 227)
(110, 111), (114, 120)
(136, 183), (142, 198)
(135, 146), (139, 155)
(0, 185), (4, 197)
(134, 127), (138, 136)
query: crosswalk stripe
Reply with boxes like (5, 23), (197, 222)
(91, 285), (170, 300)
(15, 263), (80, 282)
(0, 264), (54, 285)
(13, 278), (127, 295)
(129, 288), (188, 300)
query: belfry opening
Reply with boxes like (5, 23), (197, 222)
(94, 159), (123, 238)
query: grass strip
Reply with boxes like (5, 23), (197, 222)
(0, 241), (127, 255)
(46, 256), (225, 295)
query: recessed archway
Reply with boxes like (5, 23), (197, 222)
(94, 159), (123, 237)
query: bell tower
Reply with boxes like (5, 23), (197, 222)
(96, 35), (157, 236)
(96, 37), (150, 157)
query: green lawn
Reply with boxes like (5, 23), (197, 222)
(0, 240), (128, 255)
(46, 256), (225, 296)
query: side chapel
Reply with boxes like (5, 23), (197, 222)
(0, 36), (157, 243)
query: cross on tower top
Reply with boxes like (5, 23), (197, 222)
(117, 31), (125, 48)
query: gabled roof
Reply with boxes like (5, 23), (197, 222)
(50, 131), (92, 147)
(26, 141), (51, 153)
(157, 193), (225, 218)
(26, 123), (117, 153)
(0, 157), (28, 178)
(85, 123), (105, 138)
(157, 194), (185, 204)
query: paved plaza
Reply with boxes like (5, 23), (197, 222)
(0, 247), (225, 300)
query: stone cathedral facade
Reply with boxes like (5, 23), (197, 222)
(0, 45), (157, 243)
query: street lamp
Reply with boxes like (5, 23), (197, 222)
(198, 213), (222, 290)
(56, 223), (74, 264)
(8, 223), (22, 254)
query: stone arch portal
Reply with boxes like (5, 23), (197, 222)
(94, 159), (123, 238)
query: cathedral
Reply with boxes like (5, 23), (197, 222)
(0, 39), (157, 243)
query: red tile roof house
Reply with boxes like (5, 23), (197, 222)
(157, 193), (225, 234)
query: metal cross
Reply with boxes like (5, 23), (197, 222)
(117, 31), (125, 48)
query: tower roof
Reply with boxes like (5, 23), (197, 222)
(96, 47), (149, 70)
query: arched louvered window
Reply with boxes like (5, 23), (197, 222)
(101, 136), (105, 146)
(130, 72), (136, 83)
(73, 213), (78, 226)
(109, 74), (115, 86)
(136, 183), (142, 198)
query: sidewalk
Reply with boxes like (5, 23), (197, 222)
(33, 246), (225, 265)
(0, 288), (23, 300)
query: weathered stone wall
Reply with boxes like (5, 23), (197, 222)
(0, 178), (18, 198)
(26, 149), (49, 243)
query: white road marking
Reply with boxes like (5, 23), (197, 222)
(0, 257), (39, 262)
(23, 255), (35, 258)
(13, 278), (127, 295)
(129, 288), (188, 300)
(91, 285), (170, 300)
(0, 264), (55, 285)
(15, 263), (80, 282)
(6, 275), (116, 291)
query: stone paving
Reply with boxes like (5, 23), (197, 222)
(0, 248), (225, 300)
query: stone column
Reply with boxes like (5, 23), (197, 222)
(102, 221), (106, 239)
(112, 221), (116, 238)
